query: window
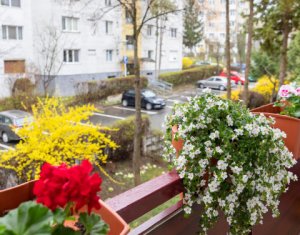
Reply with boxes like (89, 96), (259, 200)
(230, 10), (235, 16)
(208, 22), (214, 28)
(125, 9), (132, 23)
(63, 49), (79, 63)
(2, 25), (23, 40)
(62, 17), (79, 32)
(147, 25), (153, 36)
(170, 28), (177, 38)
(126, 35), (134, 50)
(208, 0), (214, 4)
(230, 21), (235, 26)
(147, 50), (153, 59)
(1, 0), (20, 7)
(106, 50), (113, 61)
(105, 21), (113, 34)
(230, 0), (235, 4)
(105, 0), (112, 6)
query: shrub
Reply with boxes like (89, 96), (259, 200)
(75, 76), (148, 104)
(0, 95), (39, 112)
(252, 75), (279, 102)
(12, 78), (35, 96)
(107, 115), (150, 161)
(159, 66), (219, 86)
(182, 57), (194, 69)
(222, 89), (268, 109)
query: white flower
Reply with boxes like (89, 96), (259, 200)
(226, 115), (233, 126)
(217, 160), (228, 170)
(242, 175), (248, 183)
(184, 206), (192, 214)
(204, 140), (212, 147)
(215, 146), (223, 154)
(188, 173), (194, 180)
(203, 194), (213, 204)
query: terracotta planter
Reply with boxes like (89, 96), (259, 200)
(251, 103), (300, 160)
(171, 125), (184, 156)
(0, 181), (130, 235)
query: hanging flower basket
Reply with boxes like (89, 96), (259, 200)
(164, 91), (297, 235)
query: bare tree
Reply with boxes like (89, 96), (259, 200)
(115, 0), (182, 185)
(35, 25), (64, 95)
(243, 0), (254, 105)
(226, 0), (231, 99)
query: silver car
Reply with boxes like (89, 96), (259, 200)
(196, 76), (236, 91)
(0, 110), (33, 143)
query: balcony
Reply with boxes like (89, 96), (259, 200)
(105, 161), (300, 234)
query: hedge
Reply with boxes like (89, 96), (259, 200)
(159, 65), (219, 86)
(75, 76), (148, 103)
(106, 115), (150, 161)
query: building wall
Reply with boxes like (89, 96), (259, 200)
(0, 0), (34, 98)
(0, 0), (183, 98)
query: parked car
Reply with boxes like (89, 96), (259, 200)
(121, 89), (165, 110)
(219, 71), (245, 85)
(196, 76), (236, 91)
(0, 110), (33, 143)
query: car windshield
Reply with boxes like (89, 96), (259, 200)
(143, 90), (156, 98)
(14, 116), (33, 127)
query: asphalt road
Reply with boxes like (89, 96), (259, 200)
(0, 83), (256, 149)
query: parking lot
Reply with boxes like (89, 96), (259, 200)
(0, 83), (255, 149)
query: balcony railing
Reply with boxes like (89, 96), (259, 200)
(106, 161), (300, 234)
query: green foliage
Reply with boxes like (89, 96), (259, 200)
(288, 31), (300, 82)
(254, 0), (300, 54)
(108, 115), (150, 161)
(150, 0), (176, 15)
(0, 201), (109, 235)
(183, 0), (203, 52)
(0, 201), (52, 235)
(159, 66), (219, 86)
(0, 95), (40, 112)
(78, 213), (109, 235)
(250, 50), (279, 79)
(75, 76), (148, 104)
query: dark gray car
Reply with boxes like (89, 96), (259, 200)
(196, 76), (236, 91)
(0, 110), (33, 143)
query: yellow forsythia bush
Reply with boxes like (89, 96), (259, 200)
(252, 75), (279, 101)
(221, 90), (241, 101)
(182, 57), (194, 69)
(0, 98), (118, 181)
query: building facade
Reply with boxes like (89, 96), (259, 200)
(0, 0), (183, 98)
(193, 0), (248, 63)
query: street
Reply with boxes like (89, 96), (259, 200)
(0, 83), (256, 149)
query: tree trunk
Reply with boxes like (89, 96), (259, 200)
(226, 0), (231, 99)
(279, 16), (289, 87)
(243, 0), (254, 105)
(158, 18), (164, 77)
(154, 17), (159, 80)
(133, 1), (142, 186)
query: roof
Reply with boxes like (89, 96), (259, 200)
(0, 110), (31, 119)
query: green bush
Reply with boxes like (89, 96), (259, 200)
(159, 66), (219, 86)
(75, 76), (148, 104)
(107, 115), (150, 161)
(0, 95), (40, 112)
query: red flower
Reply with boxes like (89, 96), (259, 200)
(34, 160), (102, 214)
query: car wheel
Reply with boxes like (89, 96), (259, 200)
(122, 99), (128, 107)
(2, 132), (9, 143)
(146, 103), (152, 110)
(198, 83), (204, 89)
(219, 85), (226, 91)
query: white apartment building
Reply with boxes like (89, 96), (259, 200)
(0, 0), (183, 98)
(194, 0), (248, 62)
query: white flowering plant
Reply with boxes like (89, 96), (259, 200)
(163, 92), (297, 235)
